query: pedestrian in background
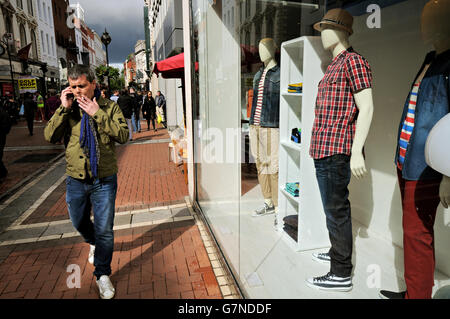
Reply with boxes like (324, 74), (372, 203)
(117, 89), (134, 141)
(130, 87), (141, 133)
(110, 90), (119, 103)
(46, 90), (60, 119)
(142, 91), (157, 131)
(44, 64), (129, 299)
(35, 91), (45, 122)
(155, 90), (167, 128)
(24, 93), (37, 136)
(0, 102), (11, 179)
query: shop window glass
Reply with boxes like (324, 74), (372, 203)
(190, 0), (450, 299)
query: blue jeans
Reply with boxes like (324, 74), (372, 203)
(132, 112), (141, 132)
(314, 154), (353, 277)
(66, 174), (117, 278)
(126, 118), (133, 140)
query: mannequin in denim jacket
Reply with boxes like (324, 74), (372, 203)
(422, 0), (450, 208)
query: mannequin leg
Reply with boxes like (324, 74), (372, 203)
(270, 172), (278, 207)
(314, 154), (353, 278)
(397, 169), (440, 299)
(257, 173), (273, 204)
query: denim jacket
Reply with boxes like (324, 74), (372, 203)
(249, 65), (280, 128)
(395, 49), (450, 180)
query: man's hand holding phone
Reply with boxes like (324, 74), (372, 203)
(61, 87), (74, 109)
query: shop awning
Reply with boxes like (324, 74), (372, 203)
(153, 52), (198, 79)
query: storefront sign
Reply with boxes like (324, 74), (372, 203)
(18, 76), (38, 93)
(2, 83), (14, 97)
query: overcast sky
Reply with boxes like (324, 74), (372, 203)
(72, 0), (146, 68)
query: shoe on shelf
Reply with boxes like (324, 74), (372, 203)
(252, 203), (275, 217)
(96, 275), (115, 299)
(312, 252), (331, 264)
(88, 244), (95, 264)
(379, 290), (406, 299)
(306, 272), (352, 292)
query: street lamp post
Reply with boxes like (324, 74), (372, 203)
(101, 29), (112, 94)
(1, 33), (16, 100)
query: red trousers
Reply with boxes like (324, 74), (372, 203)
(397, 169), (441, 299)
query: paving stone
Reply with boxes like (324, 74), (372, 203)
(114, 215), (131, 226)
(40, 223), (77, 237)
(0, 227), (48, 241)
(150, 209), (172, 221)
(131, 212), (155, 224)
(171, 207), (191, 218)
(132, 209), (172, 224)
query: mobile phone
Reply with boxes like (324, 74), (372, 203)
(67, 93), (74, 99)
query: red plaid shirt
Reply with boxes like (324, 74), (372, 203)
(310, 48), (373, 159)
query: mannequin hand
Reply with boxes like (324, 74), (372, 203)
(350, 152), (367, 179)
(439, 175), (450, 209)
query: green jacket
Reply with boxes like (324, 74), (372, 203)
(44, 96), (129, 179)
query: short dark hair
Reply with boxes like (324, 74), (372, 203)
(67, 64), (96, 82)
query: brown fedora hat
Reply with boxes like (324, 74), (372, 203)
(314, 8), (353, 35)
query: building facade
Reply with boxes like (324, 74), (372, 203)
(52, 0), (77, 88)
(69, 2), (83, 64)
(134, 39), (147, 90)
(93, 31), (106, 68)
(36, 0), (59, 90)
(123, 53), (135, 88)
(147, 0), (184, 129)
(0, 0), (44, 97)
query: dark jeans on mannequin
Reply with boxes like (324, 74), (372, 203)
(314, 154), (353, 278)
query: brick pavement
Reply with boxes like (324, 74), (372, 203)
(0, 221), (222, 299)
(0, 119), (238, 299)
(0, 119), (64, 197)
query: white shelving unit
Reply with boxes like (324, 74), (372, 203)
(277, 36), (332, 251)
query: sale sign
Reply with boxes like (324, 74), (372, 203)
(18, 76), (38, 93)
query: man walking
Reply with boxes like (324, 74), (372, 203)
(130, 87), (141, 133)
(155, 90), (166, 128)
(44, 64), (129, 299)
(36, 91), (45, 122)
(24, 93), (37, 136)
(110, 90), (119, 103)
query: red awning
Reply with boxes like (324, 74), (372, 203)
(153, 53), (198, 79)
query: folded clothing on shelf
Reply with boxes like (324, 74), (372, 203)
(285, 182), (299, 197)
(283, 215), (298, 229)
(283, 224), (298, 242)
(288, 82), (303, 93)
(291, 128), (301, 143)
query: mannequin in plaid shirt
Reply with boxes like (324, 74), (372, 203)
(306, 9), (374, 292)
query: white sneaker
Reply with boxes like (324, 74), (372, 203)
(96, 275), (115, 299)
(306, 272), (352, 292)
(312, 252), (331, 264)
(88, 245), (95, 264)
(252, 203), (275, 217)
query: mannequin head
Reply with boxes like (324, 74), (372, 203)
(259, 38), (276, 65)
(421, 0), (450, 54)
(320, 25), (351, 52)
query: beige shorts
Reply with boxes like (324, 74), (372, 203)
(249, 125), (279, 175)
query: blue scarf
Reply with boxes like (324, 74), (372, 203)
(79, 89), (101, 178)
